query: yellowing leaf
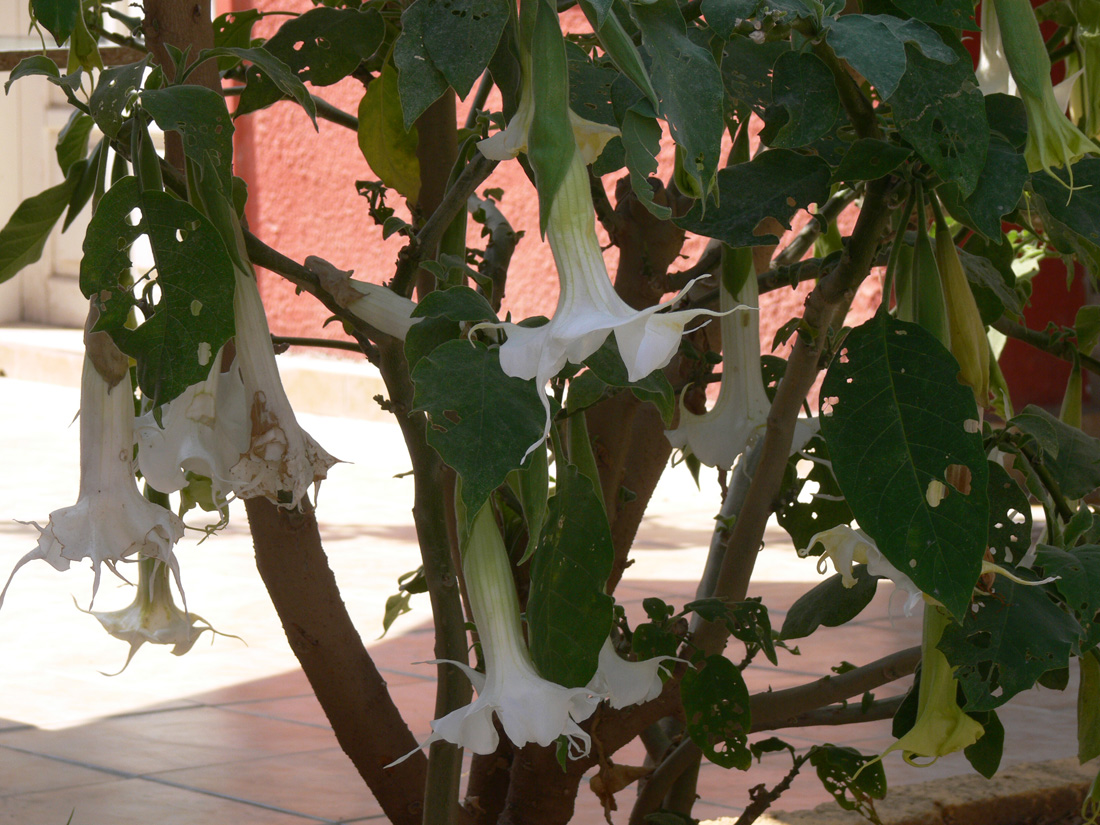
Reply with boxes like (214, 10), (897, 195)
(357, 63), (421, 205)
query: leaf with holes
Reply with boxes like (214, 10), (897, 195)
(721, 36), (788, 116)
(1035, 545), (1100, 652)
(676, 149), (831, 246)
(80, 177), (236, 404)
(88, 59), (151, 139)
(1011, 405), (1100, 499)
(820, 313), (988, 619)
(141, 86), (235, 195)
(419, 0), (510, 98)
(809, 745), (886, 822)
(631, 0), (724, 198)
(410, 339), (546, 523)
(889, 38), (987, 197)
(235, 7), (383, 117)
(527, 462), (614, 688)
(986, 460), (1032, 566)
(682, 655), (752, 769)
(776, 433), (854, 552)
(938, 579), (1082, 710)
(780, 565), (878, 640)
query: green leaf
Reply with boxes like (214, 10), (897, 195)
(823, 14), (956, 100)
(213, 8), (263, 49)
(358, 63), (421, 205)
(939, 579), (1082, 710)
(235, 7), (384, 116)
(762, 50), (839, 149)
(720, 36), (788, 116)
(582, 336), (676, 424)
(890, 0), (978, 29)
(938, 136), (1027, 242)
(80, 177), (236, 403)
(528, 0), (575, 232)
(1035, 545), (1100, 652)
(776, 434), (854, 550)
(986, 460), (1032, 567)
(682, 655), (753, 769)
(620, 103), (671, 221)
(1031, 159), (1100, 254)
(702, 0), (759, 38)
(4, 55), (60, 93)
(209, 47), (316, 127)
(632, 0), (724, 198)
(676, 149), (831, 246)
(419, 0), (510, 98)
(32, 0), (79, 46)
(780, 564), (878, 640)
(55, 111), (93, 177)
(510, 445), (549, 564)
(141, 86), (236, 196)
(889, 38), (988, 197)
(689, 598), (777, 664)
(405, 285), (498, 370)
(579, 2), (659, 112)
(956, 239), (1022, 320)
(808, 745), (886, 821)
(964, 709), (1004, 779)
(566, 42), (617, 128)
(527, 462), (614, 687)
(411, 339), (546, 520)
(63, 140), (104, 232)
(1010, 405), (1100, 499)
(88, 59), (151, 139)
(833, 138), (912, 182)
(0, 174), (78, 285)
(394, 0), (451, 130)
(820, 313), (989, 619)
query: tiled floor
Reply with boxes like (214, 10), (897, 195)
(0, 376), (1084, 823)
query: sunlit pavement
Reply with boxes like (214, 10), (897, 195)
(0, 368), (1081, 824)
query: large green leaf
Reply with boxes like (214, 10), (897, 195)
(0, 174), (78, 285)
(890, 0), (978, 28)
(939, 132), (1026, 242)
(676, 149), (831, 246)
(358, 64), (421, 205)
(820, 313), (989, 619)
(721, 36), (788, 116)
(394, 0), (451, 129)
(4, 55), (61, 93)
(620, 103), (671, 221)
(1010, 405), (1100, 499)
(80, 177), (236, 404)
(419, 0), (510, 99)
(632, 0), (724, 197)
(411, 339), (546, 520)
(986, 460), (1032, 567)
(823, 14), (955, 101)
(32, 0), (79, 46)
(702, 0), (760, 38)
(206, 47), (316, 127)
(776, 434), (854, 551)
(527, 462), (614, 688)
(889, 39), (988, 197)
(235, 7), (383, 116)
(1035, 545), (1100, 652)
(780, 565), (878, 640)
(762, 51), (839, 149)
(582, 336), (676, 424)
(141, 86), (235, 196)
(832, 138), (913, 183)
(1031, 159), (1100, 261)
(55, 111), (93, 178)
(405, 285), (498, 370)
(939, 580), (1082, 710)
(682, 655), (752, 769)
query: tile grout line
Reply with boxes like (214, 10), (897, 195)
(139, 774), (338, 824)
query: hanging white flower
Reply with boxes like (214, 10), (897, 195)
(392, 503), (601, 763)
(135, 346), (250, 505)
(0, 329), (184, 610)
(586, 637), (678, 709)
(229, 268), (337, 507)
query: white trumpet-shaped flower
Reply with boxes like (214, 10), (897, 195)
(345, 280), (420, 341)
(135, 346), (250, 505)
(801, 524), (925, 615)
(478, 151), (726, 453)
(977, 0), (1018, 96)
(0, 331), (185, 610)
(81, 557), (231, 674)
(395, 504), (601, 761)
(586, 637), (677, 709)
(229, 269), (337, 507)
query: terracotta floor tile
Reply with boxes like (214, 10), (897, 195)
(0, 746), (117, 797)
(221, 695), (333, 729)
(188, 670), (315, 706)
(0, 778), (322, 824)
(0, 706), (339, 776)
(150, 748), (383, 822)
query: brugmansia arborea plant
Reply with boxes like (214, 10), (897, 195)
(2, 0), (1100, 820)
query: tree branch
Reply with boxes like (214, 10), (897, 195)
(994, 316), (1100, 377)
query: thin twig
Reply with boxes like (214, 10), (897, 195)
(0, 45), (145, 71)
(774, 187), (861, 268)
(270, 335), (365, 353)
(994, 316), (1100, 377)
(735, 752), (811, 825)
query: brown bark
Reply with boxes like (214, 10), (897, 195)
(246, 497), (427, 825)
(414, 93), (459, 300)
(464, 742), (514, 824)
